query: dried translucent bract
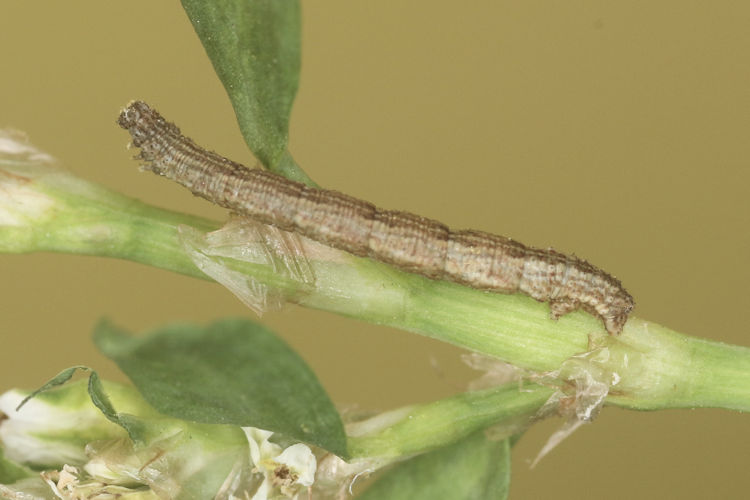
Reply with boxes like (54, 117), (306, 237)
(179, 218), (315, 315)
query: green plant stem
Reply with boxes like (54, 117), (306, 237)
(346, 383), (554, 459)
(0, 166), (218, 279)
(2, 165), (750, 414)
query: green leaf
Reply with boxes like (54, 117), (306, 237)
(85, 371), (149, 443)
(180, 0), (313, 185)
(358, 431), (511, 500)
(86, 371), (118, 421)
(93, 318), (347, 458)
(15, 366), (89, 411)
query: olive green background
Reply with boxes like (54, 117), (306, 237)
(1, 2), (748, 498)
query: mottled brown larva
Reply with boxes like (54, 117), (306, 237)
(117, 101), (634, 334)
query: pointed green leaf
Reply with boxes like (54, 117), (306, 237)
(93, 318), (347, 458)
(85, 371), (151, 443)
(180, 0), (312, 185)
(358, 431), (511, 500)
(16, 366), (89, 411)
(86, 371), (117, 422)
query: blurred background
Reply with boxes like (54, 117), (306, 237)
(1, 2), (748, 498)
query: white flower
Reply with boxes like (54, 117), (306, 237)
(243, 428), (316, 500)
(0, 387), (125, 468)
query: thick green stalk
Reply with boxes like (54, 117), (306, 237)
(0, 164), (218, 279)
(346, 383), (554, 459)
(2, 162), (750, 414)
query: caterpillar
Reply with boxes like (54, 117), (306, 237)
(117, 101), (634, 334)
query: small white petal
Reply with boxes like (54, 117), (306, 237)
(243, 427), (281, 466)
(275, 444), (316, 487)
(57, 465), (80, 491)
